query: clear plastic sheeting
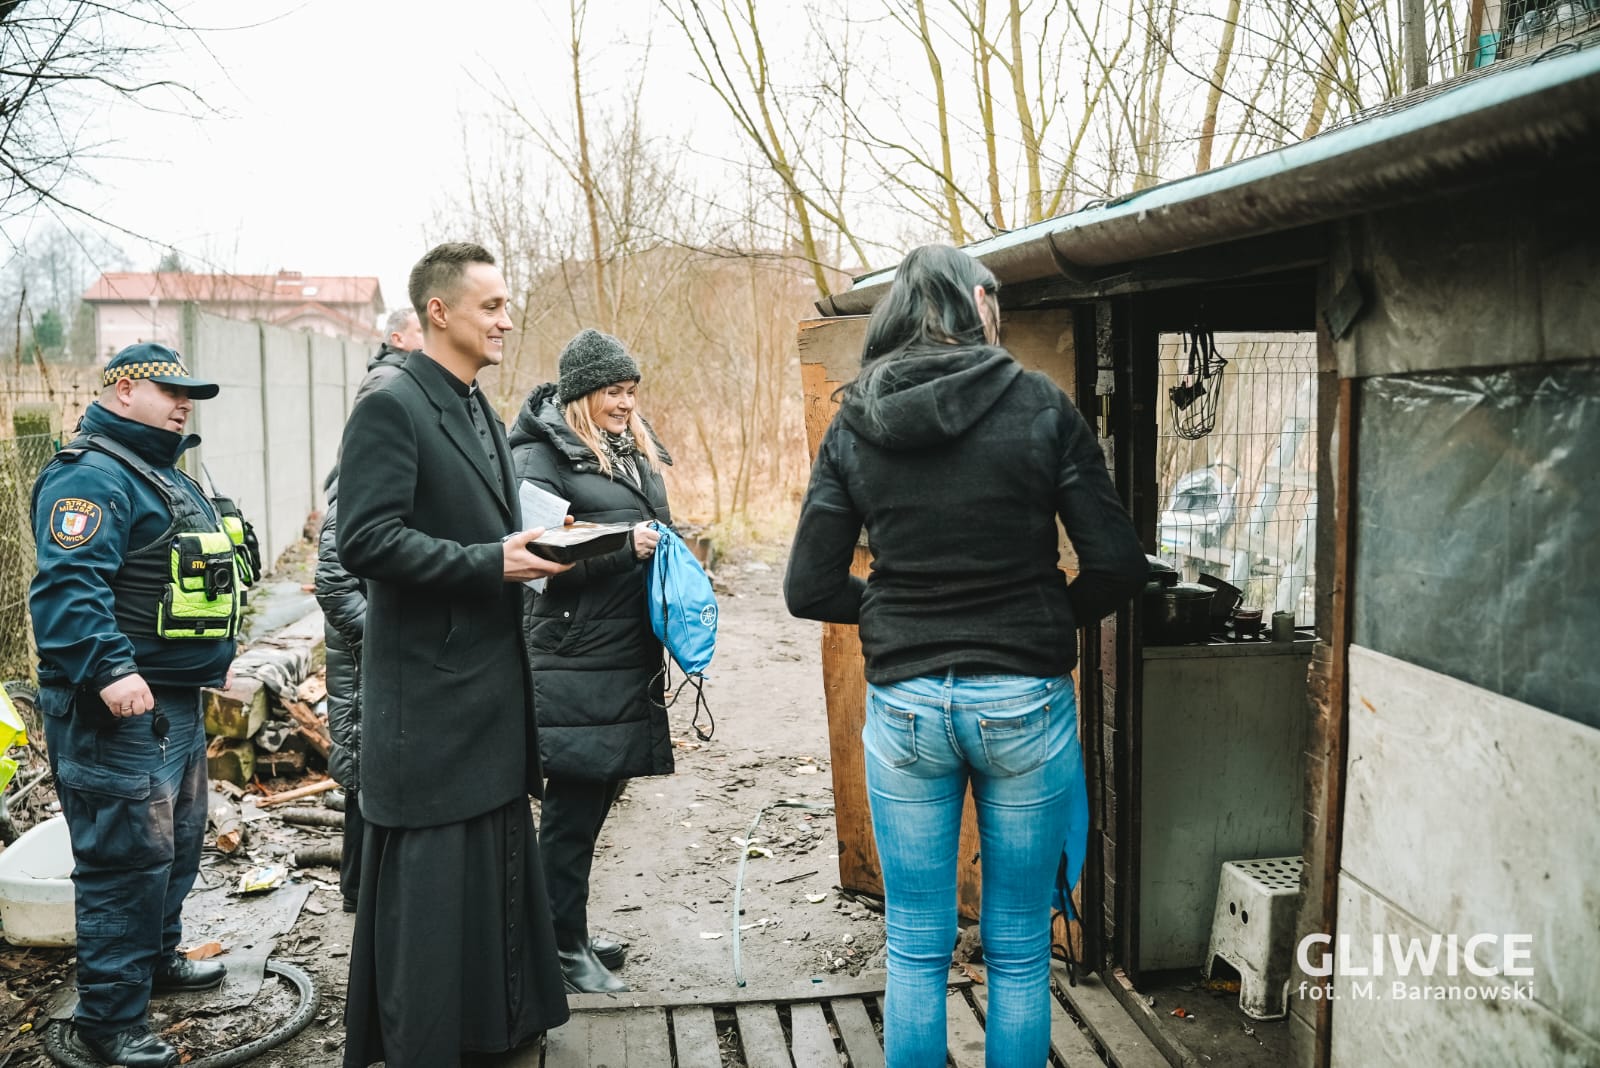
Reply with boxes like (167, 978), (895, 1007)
(1354, 362), (1600, 730)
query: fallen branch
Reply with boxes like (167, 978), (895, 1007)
(256, 778), (338, 808)
(207, 792), (243, 854)
(290, 844), (343, 869)
(279, 700), (331, 759)
(276, 807), (344, 829)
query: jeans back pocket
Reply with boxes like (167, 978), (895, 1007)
(864, 693), (919, 769)
(976, 704), (1052, 776)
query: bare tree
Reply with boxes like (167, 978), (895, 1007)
(1195, 0), (1240, 173)
(666, 0), (869, 294)
(0, 2), (211, 234)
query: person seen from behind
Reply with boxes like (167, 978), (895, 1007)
(508, 328), (675, 994)
(783, 244), (1146, 1067)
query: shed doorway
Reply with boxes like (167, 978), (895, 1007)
(1128, 328), (1319, 1067)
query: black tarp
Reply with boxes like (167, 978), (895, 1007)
(1355, 362), (1600, 729)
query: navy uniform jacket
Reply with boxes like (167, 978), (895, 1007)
(29, 402), (234, 692)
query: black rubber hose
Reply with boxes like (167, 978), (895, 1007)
(43, 959), (321, 1068)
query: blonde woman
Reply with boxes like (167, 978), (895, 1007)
(508, 329), (673, 993)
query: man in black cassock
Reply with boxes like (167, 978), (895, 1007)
(337, 242), (572, 1067)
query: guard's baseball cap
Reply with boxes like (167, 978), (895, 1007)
(101, 343), (220, 399)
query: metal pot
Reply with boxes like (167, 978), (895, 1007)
(1146, 582), (1215, 645)
(1146, 555), (1180, 588)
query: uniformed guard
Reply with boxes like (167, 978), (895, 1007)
(28, 342), (258, 1068)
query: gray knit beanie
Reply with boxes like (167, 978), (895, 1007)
(558, 328), (641, 404)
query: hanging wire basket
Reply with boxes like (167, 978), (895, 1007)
(1168, 326), (1227, 440)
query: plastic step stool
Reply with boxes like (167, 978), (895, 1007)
(1204, 856), (1303, 1020)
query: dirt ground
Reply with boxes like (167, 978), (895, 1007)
(0, 541), (882, 1067)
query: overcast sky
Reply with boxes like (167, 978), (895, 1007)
(9, 0), (736, 319)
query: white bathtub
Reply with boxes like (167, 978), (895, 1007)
(0, 814), (76, 946)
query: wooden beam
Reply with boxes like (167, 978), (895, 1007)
(944, 988), (987, 1068)
(830, 997), (886, 1068)
(1057, 969), (1172, 1068)
(667, 1005), (720, 1068)
(1074, 303), (1109, 973)
(564, 970), (968, 1013)
(787, 1002), (838, 1067)
(1312, 373), (1357, 1068)
(1122, 296), (1160, 983)
(733, 1003), (790, 1068)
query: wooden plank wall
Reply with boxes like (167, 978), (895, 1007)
(796, 315), (885, 901)
(794, 310), (1078, 919)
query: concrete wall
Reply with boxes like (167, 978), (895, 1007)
(178, 306), (368, 566)
(308, 333), (348, 492)
(184, 312), (268, 554)
(344, 344), (368, 413)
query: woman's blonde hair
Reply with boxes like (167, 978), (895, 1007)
(564, 387), (657, 480)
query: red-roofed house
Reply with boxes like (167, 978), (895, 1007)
(82, 269), (384, 359)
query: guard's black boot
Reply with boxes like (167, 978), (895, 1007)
(557, 929), (627, 993)
(79, 1024), (180, 1067)
(152, 953), (227, 992)
(591, 935), (628, 971)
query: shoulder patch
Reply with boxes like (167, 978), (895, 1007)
(49, 498), (104, 550)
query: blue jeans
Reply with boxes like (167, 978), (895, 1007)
(42, 685), (209, 1035)
(865, 671), (1079, 1068)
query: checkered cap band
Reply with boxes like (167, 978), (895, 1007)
(102, 358), (195, 388)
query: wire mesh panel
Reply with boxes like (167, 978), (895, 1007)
(1154, 332), (1317, 625)
(0, 366), (99, 681)
(1498, 0), (1600, 60)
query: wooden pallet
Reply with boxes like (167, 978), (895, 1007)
(500, 967), (1158, 1067)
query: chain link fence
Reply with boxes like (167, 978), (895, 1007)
(1, 365), (99, 684)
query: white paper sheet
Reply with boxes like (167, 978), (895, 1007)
(518, 481), (570, 532)
(517, 481), (570, 590)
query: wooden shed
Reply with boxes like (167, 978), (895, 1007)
(797, 44), (1600, 1068)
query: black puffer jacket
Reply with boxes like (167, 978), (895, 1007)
(353, 342), (408, 408)
(314, 477), (365, 790)
(508, 383), (675, 782)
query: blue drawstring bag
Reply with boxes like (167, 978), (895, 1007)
(1051, 734), (1091, 985)
(646, 522), (717, 739)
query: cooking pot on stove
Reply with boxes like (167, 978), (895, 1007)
(1146, 555), (1180, 588)
(1144, 582), (1215, 645)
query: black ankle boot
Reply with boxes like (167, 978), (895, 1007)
(77, 1024), (180, 1067)
(152, 953), (227, 992)
(557, 930), (627, 993)
(591, 935), (627, 971)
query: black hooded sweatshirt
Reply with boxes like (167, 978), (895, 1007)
(784, 345), (1146, 684)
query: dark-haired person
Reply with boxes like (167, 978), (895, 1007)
(508, 328), (673, 994)
(336, 242), (573, 1067)
(784, 245), (1146, 1066)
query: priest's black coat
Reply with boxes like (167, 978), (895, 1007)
(337, 350), (543, 827)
